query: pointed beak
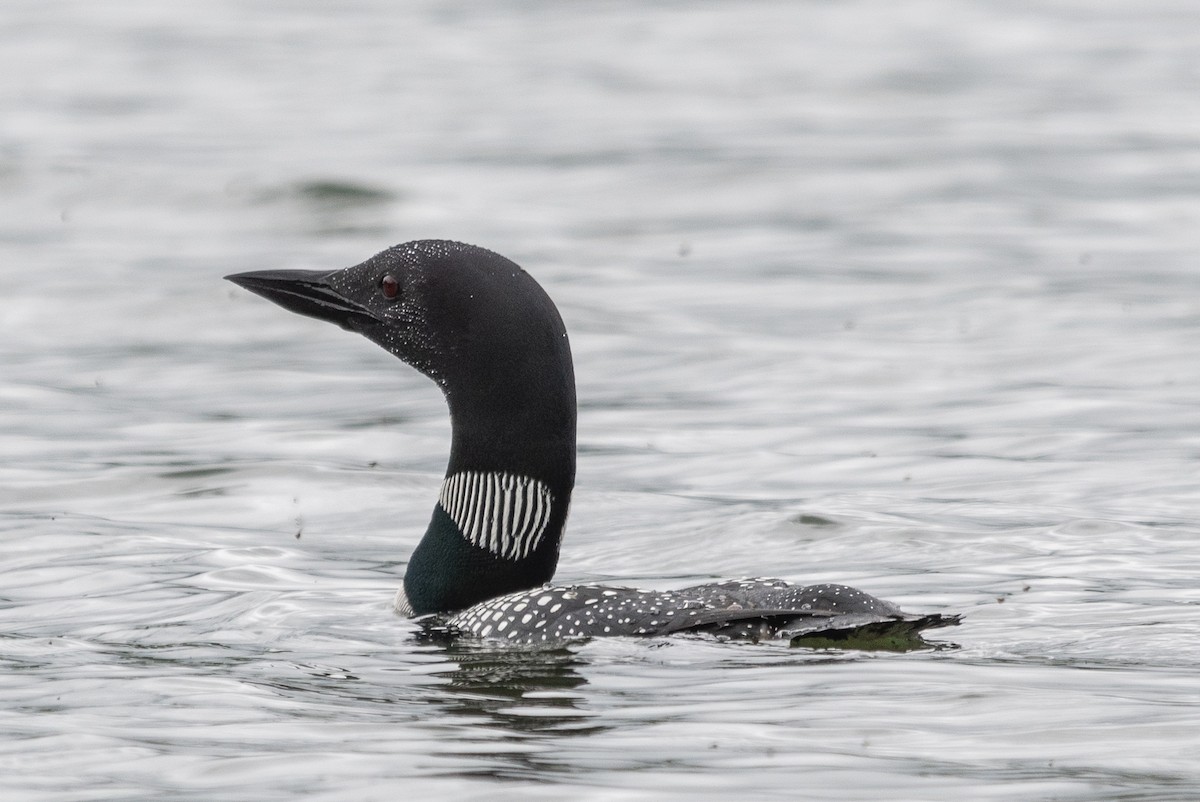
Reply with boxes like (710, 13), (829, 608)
(225, 269), (377, 331)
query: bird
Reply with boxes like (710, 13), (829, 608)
(226, 240), (959, 648)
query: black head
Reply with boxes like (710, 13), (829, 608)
(227, 240), (568, 393)
(227, 240), (577, 615)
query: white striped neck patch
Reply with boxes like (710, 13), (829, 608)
(438, 471), (555, 561)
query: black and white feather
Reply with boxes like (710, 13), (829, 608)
(434, 578), (960, 646)
(438, 471), (554, 560)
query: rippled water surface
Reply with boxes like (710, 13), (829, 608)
(3, 1), (1200, 799)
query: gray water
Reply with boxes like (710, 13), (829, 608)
(3, 1), (1200, 799)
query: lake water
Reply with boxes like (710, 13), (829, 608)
(3, 1), (1200, 799)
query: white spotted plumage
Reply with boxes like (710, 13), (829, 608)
(438, 471), (553, 560)
(436, 579), (940, 645)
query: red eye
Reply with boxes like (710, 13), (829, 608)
(380, 274), (400, 299)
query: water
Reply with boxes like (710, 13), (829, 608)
(3, 0), (1200, 799)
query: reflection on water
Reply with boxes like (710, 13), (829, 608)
(429, 645), (603, 738)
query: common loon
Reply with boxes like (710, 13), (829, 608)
(227, 240), (959, 647)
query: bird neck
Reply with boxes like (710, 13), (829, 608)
(401, 367), (576, 616)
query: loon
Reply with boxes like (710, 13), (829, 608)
(227, 240), (959, 647)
